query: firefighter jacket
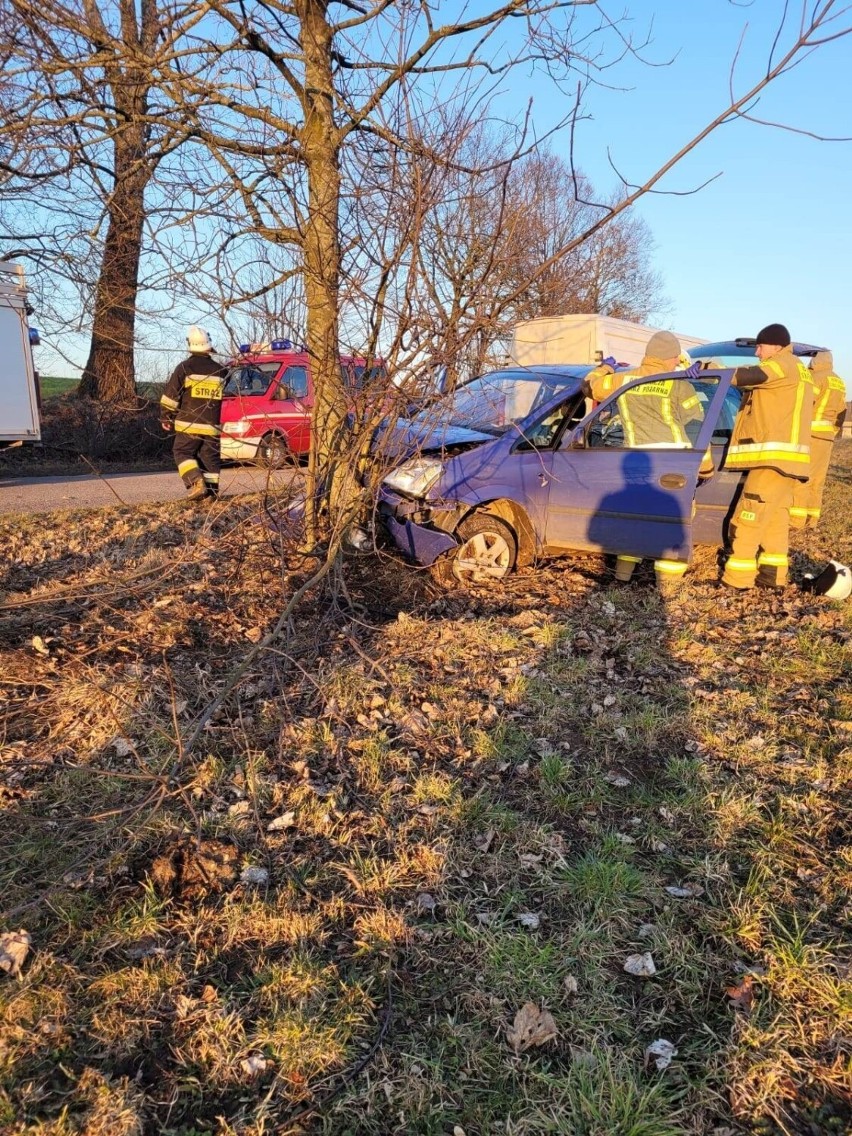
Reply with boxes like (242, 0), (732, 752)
(725, 345), (813, 479)
(585, 357), (704, 448)
(809, 351), (846, 439)
(160, 353), (228, 437)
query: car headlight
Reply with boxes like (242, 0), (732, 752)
(223, 418), (251, 436)
(383, 456), (444, 498)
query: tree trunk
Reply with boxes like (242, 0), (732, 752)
(77, 131), (149, 403)
(298, 1), (354, 541)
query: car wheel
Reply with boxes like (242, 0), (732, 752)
(257, 432), (292, 470)
(451, 513), (517, 584)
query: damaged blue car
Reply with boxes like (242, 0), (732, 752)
(377, 338), (827, 584)
(376, 363), (747, 583)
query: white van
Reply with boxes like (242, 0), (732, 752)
(0, 261), (41, 448)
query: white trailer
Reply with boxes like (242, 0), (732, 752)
(511, 314), (707, 368)
(0, 261), (41, 447)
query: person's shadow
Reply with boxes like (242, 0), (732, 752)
(586, 449), (688, 562)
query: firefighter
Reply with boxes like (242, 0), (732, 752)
(583, 331), (705, 592)
(721, 323), (813, 590)
(160, 326), (228, 500)
(789, 350), (846, 530)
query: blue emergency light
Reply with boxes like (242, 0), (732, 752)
(271, 338), (292, 351)
(28, 327), (40, 346)
(238, 343), (251, 354)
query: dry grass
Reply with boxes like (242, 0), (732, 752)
(1, 446), (850, 1135)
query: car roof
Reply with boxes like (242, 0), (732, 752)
(471, 364), (591, 382)
(689, 339), (828, 358)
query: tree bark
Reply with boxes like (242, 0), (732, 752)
(77, 131), (149, 402)
(77, 0), (157, 403)
(297, 0), (354, 540)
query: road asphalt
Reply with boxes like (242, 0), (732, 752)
(0, 466), (298, 516)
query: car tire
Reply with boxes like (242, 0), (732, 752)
(257, 432), (292, 469)
(448, 513), (518, 585)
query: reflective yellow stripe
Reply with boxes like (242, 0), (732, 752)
(791, 364), (808, 446)
(174, 421), (221, 436)
(764, 359), (785, 378)
(757, 553), (788, 567)
(728, 443), (809, 463)
(621, 399), (636, 446)
(160, 395), (179, 411)
(682, 395), (700, 409)
(654, 560), (687, 575)
(660, 395), (687, 445)
(178, 459), (199, 477)
(202, 473), (220, 484)
(617, 555), (642, 564)
(726, 557), (756, 570)
(808, 508), (821, 518)
(789, 507), (808, 518)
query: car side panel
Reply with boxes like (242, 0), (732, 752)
(543, 371), (735, 559)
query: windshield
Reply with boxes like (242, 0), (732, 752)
(224, 361), (281, 395)
(429, 371), (576, 435)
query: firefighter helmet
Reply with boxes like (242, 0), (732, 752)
(802, 560), (852, 600)
(187, 325), (214, 353)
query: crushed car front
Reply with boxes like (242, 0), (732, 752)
(375, 366), (589, 566)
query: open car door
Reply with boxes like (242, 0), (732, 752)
(541, 372), (733, 561)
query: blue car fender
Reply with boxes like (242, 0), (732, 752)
(439, 484), (542, 560)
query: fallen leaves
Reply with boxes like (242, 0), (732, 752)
(725, 974), (756, 1014)
(506, 1003), (559, 1054)
(239, 865), (269, 886)
(0, 929), (32, 978)
(267, 811), (296, 832)
(515, 911), (541, 929)
(664, 884), (704, 899)
(644, 1038), (677, 1071)
(241, 1053), (269, 1077)
(623, 952), (657, 977)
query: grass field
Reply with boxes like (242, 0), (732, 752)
(37, 378), (165, 401)
(1, 446), (850, 1135)
(38, 376), (79, 399)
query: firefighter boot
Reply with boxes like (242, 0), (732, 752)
(186, 479), (207, 501)
(615, 555), (640, 583)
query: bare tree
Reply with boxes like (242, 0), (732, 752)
(0, 0), (199, 402)
(151, 0), (850, 545)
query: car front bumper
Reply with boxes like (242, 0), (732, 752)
(220, 435), (260, 463)
(377, 488), (459, 567)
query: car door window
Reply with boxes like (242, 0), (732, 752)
(586, 376), (710, 450)
(274, 365), (309, 400)
(515, 395), (586, 451)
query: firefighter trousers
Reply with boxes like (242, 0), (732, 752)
(172, 431), (221, 494)
(722, 467), (795, 588)
(790, 436), (833, 530)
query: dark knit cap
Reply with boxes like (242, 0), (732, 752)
(755, 323), (791, 347)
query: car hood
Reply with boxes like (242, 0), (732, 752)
(373, 416), (495, 462)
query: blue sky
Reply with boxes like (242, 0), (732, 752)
(505, 0), (852, 390)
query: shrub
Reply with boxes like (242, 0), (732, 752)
(39, 395), (170, 462)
